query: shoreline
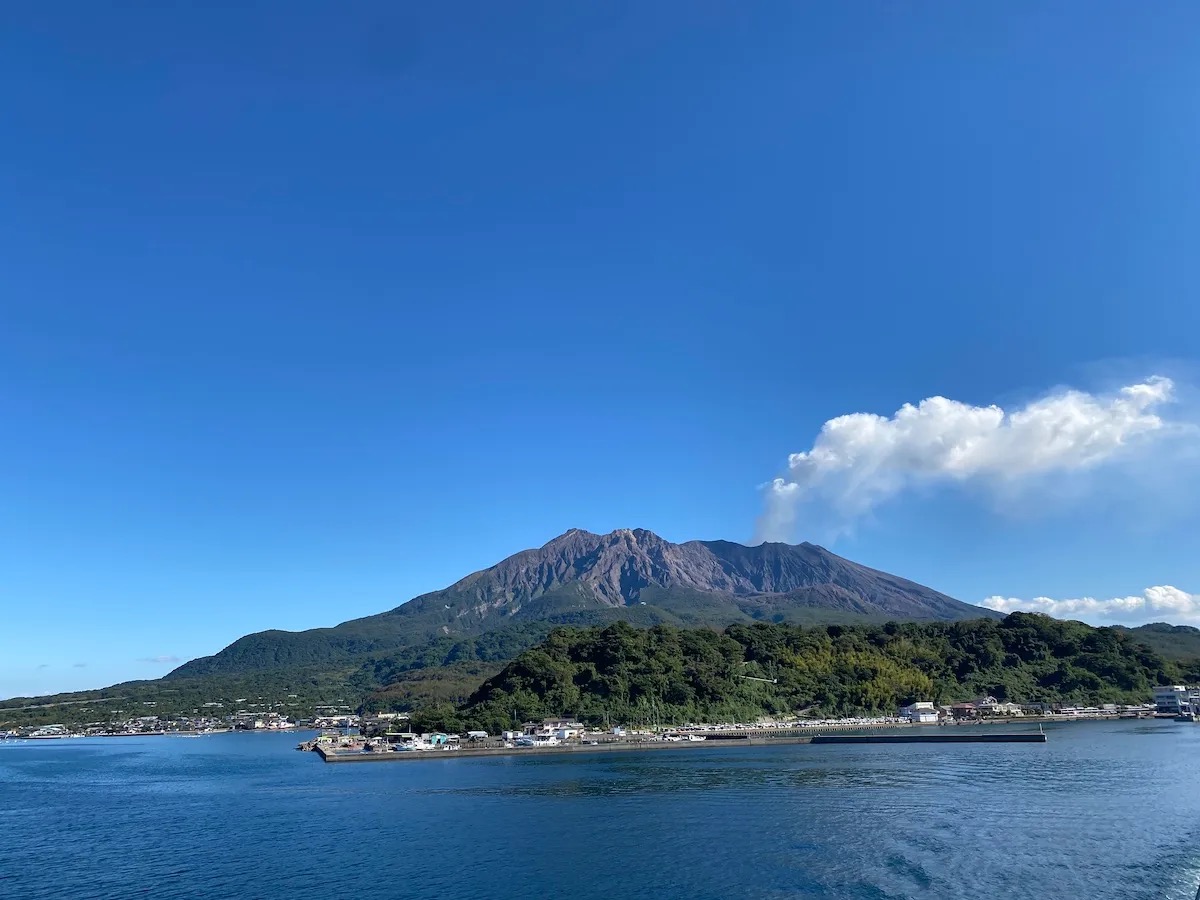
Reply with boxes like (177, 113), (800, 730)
(3, 713), (1165, 750)
(314, 716), (1138, 764)
(317, 734), (814, 762)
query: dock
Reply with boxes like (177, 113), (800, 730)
(312, 727), (1048, 762)
(314, 734), (825, 763)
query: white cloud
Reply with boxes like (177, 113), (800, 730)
(757, 376), (1178, 542)
(981, 585), (1200, 625)
(138, 655), (181, 665)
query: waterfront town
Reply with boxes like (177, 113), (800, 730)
(0, 704), (359, 740)
(315, 689), (1185, 754)
(4, 685), (1195, 747)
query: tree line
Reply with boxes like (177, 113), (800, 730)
(407, 613), (1190, 734)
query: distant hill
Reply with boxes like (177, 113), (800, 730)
(170, 528), (996, 679)
(1118, 623), (1200, 662)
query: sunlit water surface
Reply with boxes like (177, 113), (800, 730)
(2, 720), (1197, 899)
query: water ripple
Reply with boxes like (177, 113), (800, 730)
(2, 723), (1199, 899)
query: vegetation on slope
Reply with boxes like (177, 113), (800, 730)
(0, 667), (362, 729)
(1118, 623), (1200, 662)
(10, 613), (1198, 732)
(166, 604), (715, 679)
(168, 529), (991, 679)
(442, 614), (1192, 735)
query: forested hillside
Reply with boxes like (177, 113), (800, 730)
(9, 613), (1196, 732)
(443, 613), (1192, 734)
(1118, 623), (1200, 661)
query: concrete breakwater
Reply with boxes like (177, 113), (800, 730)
(314, 725), (1049, 763)
(316, 735), (812, 763)
(313, 721), (915, 764)
(812, 732), (1047, 744)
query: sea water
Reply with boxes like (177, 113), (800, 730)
(2, 720), (1198, 899)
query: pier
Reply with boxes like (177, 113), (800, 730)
(315, 736), (808, 763)
(312, 726), (1048, 762)
(811, 732), (1046, 744)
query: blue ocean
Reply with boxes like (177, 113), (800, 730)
(2, 720), (1198, 899)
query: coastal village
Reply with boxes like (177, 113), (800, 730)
(302, 695), (1178, 760)
(0, 703), (357, 740)
(304, 686), (1191, 759)
(5, 686), (1195, 748)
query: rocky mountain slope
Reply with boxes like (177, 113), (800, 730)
(169, 528), (996, 678)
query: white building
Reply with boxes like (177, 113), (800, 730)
(899, 702), (939, 724)
(524, 718), (585, 739)
(1154, 686), (1189, 715)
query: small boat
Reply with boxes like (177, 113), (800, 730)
(1174, 711), (1196, 723)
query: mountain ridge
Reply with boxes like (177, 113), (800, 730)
(169, 528), (997, 679)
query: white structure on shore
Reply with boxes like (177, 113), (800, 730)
(899, 702), (939, 724)
(1153, 686), (1196, 715)
(523, 718), (585, 740)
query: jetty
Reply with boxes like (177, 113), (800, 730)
(312, 727), (1049, 763)
(812, 732), (1046, 744)
(314, 736), (808, 763)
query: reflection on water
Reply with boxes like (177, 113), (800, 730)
(1, 721), (1198, 899)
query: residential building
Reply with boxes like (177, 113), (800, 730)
(949, 703), (978, 720)
(977, 701), (1023, 717)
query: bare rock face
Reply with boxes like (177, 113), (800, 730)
(413, 527), (980, 623)
(444, 528), (740, 610)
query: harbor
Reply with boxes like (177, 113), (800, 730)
(295, 693), (1190, 764)
(308, 718), (1058, 763)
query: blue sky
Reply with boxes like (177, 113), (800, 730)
(3, 3), (1199, 697)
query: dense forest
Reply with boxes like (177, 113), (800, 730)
(421, 613), (1196, 734)
(6, 614), (1199, 731)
